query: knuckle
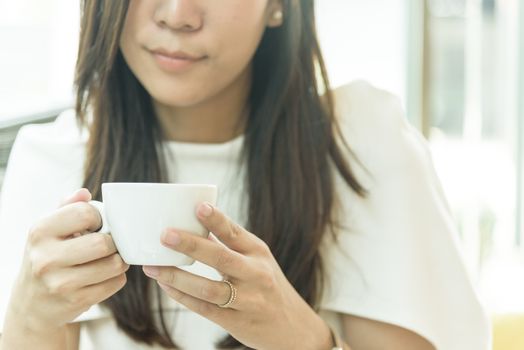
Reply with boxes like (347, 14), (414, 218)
(228, 221), (243, 239)
(48, 279), (74, 296)
(117, 273), (128, 286)
(68, 293), (91, 311)
(105, 274), (127, 295)
(92, 233), (113, 257)
(215, 249), (235, 271)
(74, 202), (97, 229)
(197, 299), (215, 316)
(165, 270), (176, 286)
(106, 276), (127, 296)
(111, 254), (126, 271)
(257, 271), (276, 291)
(184, 237), (198, 254)
(28, 224), (45, 246)
(200, 283), (217, 300)
(256, 240), (271, 255)
(30, 254), (53, 278)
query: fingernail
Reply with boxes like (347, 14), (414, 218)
(70, 189), (82, 198)
(143, 266), (159, 277)
(163, 230), (181, 246)
(198, 202), (213, 217)
(75, 188), (89, 196)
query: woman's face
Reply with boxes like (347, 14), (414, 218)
(120, 0), (283, 108)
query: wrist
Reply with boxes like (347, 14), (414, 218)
(309, 315), (348, 350)
(4, 294), (58, 336)
(278, 310), (332, 350)
(308, 313), (336, 350)
(2, 307), (67, 350)
(279, 295), (339, 350)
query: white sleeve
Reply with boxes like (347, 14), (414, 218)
(0, 125), (49, 332)
(319, 81), (492, 350)
(0, 112), (110, 332)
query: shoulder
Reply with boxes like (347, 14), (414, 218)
(330, 81), (431, 179)
(8, 108), (88, 172)
(322, 83), (491, 350)
(14, 108), (88, 148)
(2, 108), (88, 213)
(331, 80), (405, 130)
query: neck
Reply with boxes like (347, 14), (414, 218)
(153, 66), (251, 144)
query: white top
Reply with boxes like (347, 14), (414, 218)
(0, 81), (491, 349)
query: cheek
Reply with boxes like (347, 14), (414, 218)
(120, 0), (149, 65)
(120, 3), (162, 98)
(213, 2), (268, 69)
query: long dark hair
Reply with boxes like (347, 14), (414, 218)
(75, 0), (368, 348)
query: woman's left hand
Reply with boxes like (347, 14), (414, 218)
(142, 202), (333, 350)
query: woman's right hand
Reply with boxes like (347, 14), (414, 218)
(5, 188), (129, 334)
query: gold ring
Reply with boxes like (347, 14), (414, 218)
(217, 279), (237, 308)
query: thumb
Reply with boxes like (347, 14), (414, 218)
(58, 188), (92, 208)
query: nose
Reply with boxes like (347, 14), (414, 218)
(153, 0), (203, 33)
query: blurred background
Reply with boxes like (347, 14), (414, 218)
(0, 0), (522, 348)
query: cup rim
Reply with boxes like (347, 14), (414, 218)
(102, 182), (217, 188)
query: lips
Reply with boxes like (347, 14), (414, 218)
(149, 48), (206, 73)
(150, 48), (205, 61)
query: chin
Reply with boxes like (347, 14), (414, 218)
(147, 85), (208, 108)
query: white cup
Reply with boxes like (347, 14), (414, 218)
(88, 183), (218, 266)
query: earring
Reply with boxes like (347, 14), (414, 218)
(272, 10), (283, 21)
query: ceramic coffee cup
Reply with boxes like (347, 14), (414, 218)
(88, 182), (218, 266)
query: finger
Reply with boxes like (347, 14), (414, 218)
(58, 188), (92, 208)
(52, 232), (118, 267)
(195, 202), (256, 253)
(58, 189), (93, 239)
(74, 273), (127, 306)
(51, 254), (129, 293)
(161, 228), (249, 279)
(69, 254), (129, 288)
(30, 201), (103, 241)
(58, 188), (91, 237)
(143, 265), (238, 309)
(157, 281), (235, 326)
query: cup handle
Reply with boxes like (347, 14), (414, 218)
(88, 200), (111, 234)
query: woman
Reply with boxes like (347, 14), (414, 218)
(0, 0), (490, 349)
